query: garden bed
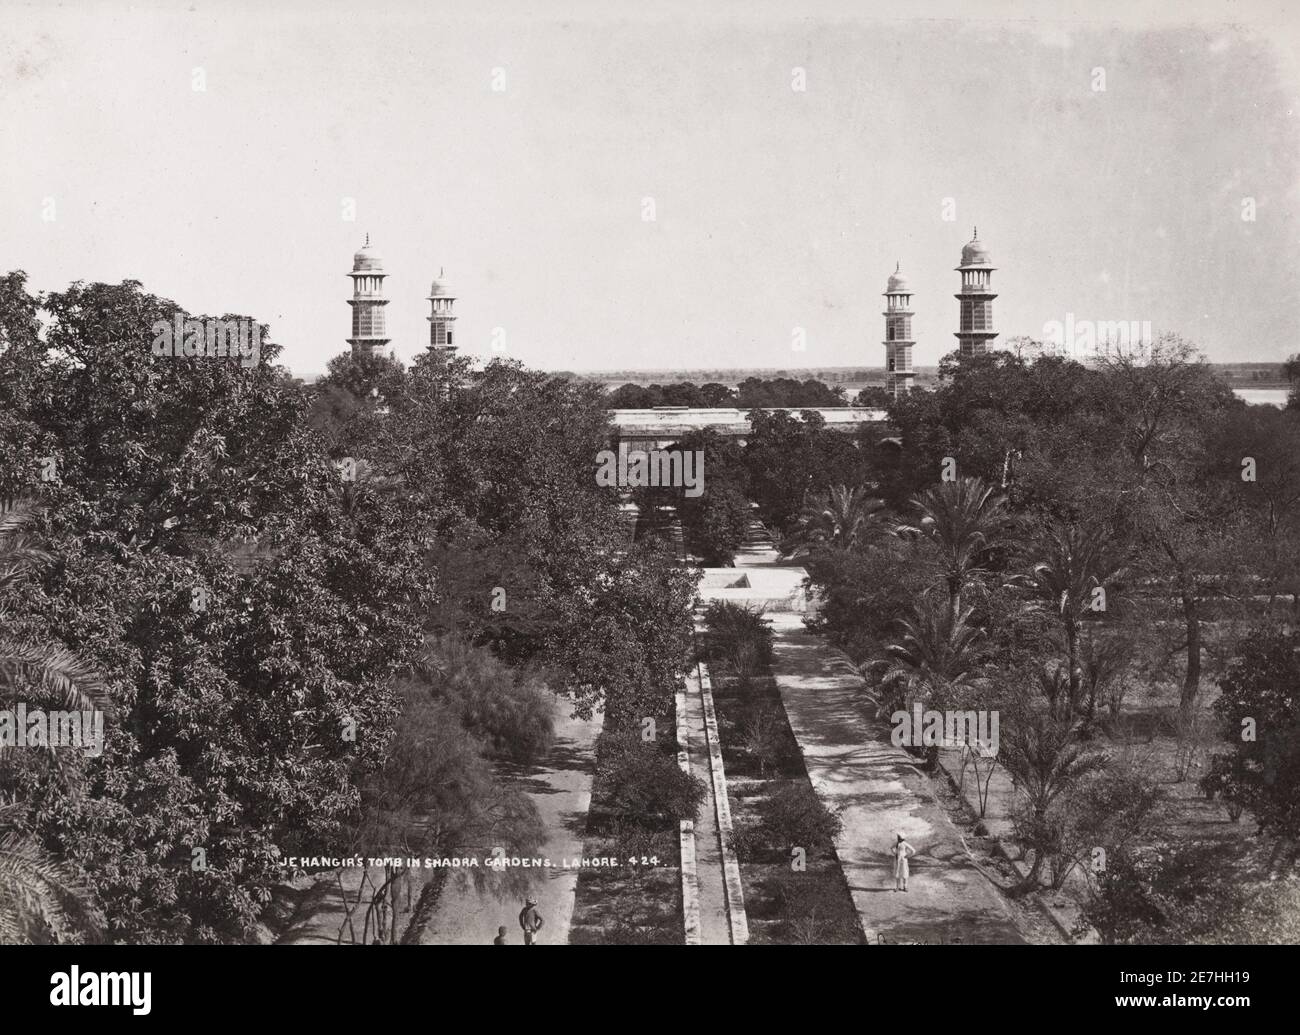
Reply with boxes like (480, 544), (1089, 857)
(707, 666), (862, 944)
(568, 724), (688, 944)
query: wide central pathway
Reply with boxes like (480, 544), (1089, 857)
(277, 692), (599, 945)
(708, 528), (1024, 944)
(767, 612), (1023, 944)
(421, 695), (601, 945)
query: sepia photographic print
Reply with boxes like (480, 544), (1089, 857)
(2, 0), (1298, 1014)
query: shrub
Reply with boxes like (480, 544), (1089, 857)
(598, 730), (705, 827)
(702, 601), (773, 679)
(739, 706), (793, 778)
(411, 635), (556, 763)
(767, 872), (861, 944)
(755, 783), (841, 855)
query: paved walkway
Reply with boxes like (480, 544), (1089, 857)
(422, 695), (601, 945)
(767, 612), (1024, 943)
(278, 692), (599, 946)
(276, 864), (392, 944)
(700, 527), (1024, 945)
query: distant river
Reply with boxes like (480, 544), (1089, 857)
(1233, 388), (1290, 407)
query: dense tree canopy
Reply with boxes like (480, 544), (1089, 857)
(0, 271), (701, 943)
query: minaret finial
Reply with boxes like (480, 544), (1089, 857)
(895, 260), (901, 273)
(364, 232), (370, 247)
(973, 226), (978, 239)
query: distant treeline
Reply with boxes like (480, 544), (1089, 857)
(607, 377), (849, 409)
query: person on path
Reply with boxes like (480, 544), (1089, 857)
(493, 925), (508, 945)
(519, 898), (544, 945)
(893, 833), (916, 892)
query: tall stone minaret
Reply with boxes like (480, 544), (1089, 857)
(346, 234), (391, 357)
(883, 262), (915, 399)
(426, 269), (457, 354)
(954, 227), (997, 357)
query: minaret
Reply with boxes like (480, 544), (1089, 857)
(954, 227), (997, 357)
(883, 262), (915, 399)
(426, 269), (457, 354)
(346, 234), (391, 357)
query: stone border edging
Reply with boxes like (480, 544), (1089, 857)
(697, 661), (749, 945)
(675, 683), (702, 945)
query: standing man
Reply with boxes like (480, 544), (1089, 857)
(519, 897), (544, 945)
(893, 832), (916, 892)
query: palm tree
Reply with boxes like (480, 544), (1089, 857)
(902, 476), (1012, 623)
(882, 597), (984, 767)
(0, 499), (105, 943)
(1000, 711), (1108, 892)
(1078, 632), (1133, 726)
(883, 596), (984, 713)
(791, 484), (887, 551)
(0, 802), (92, 944)
(1025, 521), (1127, 718)
(0, 499), (110, 716)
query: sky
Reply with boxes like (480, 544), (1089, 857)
(3, 0), (1299, 376)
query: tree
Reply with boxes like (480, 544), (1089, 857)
(903, 476), (1012, 623)
(885, 351), (1099, 506)
(0, 277), (430, 942)
(699, 382), (737, 407)
(1201, 624), (1300, 838)
(651, 429), (750, 565)
(743, 409), (865, 532)
(1095, 335), (1234, 473)
(683, 486), (752, 566)
(1000, 709), (1108, 892)
(0, 805), (95, 945)
(606, 383), (656, 408)
(0, 499), (103, 944)
(801, 539), (930, 661)
(882, 596), (984, 719)
(1095, 336), (1238, 713)
(736, 377), (843, 409)
(307, 348), (406, 457)
(1023, 520), (1128, 720)
(853, 386), (892, 409)
(1284, 353), (1300, 411)
(1049, 766), (1162, 891)
(0, 499), (110, 716)
(349, 662), (546, 945)
(391, 355), (698, 728)
(1204, 403), (1300, 540)
(790, 484), (887, 552)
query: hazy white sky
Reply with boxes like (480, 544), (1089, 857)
(3, 0), (1299, 375)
